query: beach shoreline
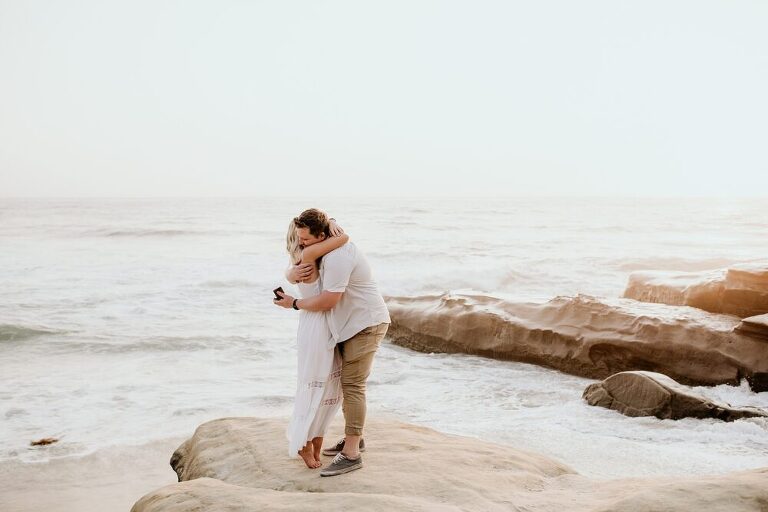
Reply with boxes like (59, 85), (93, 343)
(0, 437), (183, 512)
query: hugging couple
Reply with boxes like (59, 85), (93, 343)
(273, 208), (390, 477)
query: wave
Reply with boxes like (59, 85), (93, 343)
(72, 227), (283, 239)
(246, 395), (293, 407)
(370, 250), (438, 260)
(102, 229), (206, 237)
(172, 407), (211, 417)
(199, 279), (260, 289)
(380, 265), (552, 298)
(616, 257), (742, 272)
(530, 224), (633, 233)
(0, 324), (62, 342)
(51, 335), (259, 354)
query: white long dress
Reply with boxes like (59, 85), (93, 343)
(286, 278), (343, 457)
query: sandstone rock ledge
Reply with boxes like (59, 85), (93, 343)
(736, 314), (768, 340)
(385, 293), (768, 391)
(583, 371), (768, 421)
(132, 417), (768, 512)
(623, 263), (768, 318)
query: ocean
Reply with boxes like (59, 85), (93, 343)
(1, 197), (767, 479)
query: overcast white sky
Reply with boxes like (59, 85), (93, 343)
(1, 1), (766, 197)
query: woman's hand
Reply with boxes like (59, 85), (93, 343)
(329, 219), (344, 237)
(287, 263), (314, 283)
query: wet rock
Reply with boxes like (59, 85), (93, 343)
(583, 371), (768, 420)
(30, 437), (59, 446)
(386, 293), (768, 391)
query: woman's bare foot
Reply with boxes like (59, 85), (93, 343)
(311, 437), (323, 464)
(298, 443), (321, 469)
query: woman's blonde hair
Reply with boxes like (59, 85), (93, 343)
(286, 219), (302, 265)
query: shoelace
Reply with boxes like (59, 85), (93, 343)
(332, 452), (348, 464)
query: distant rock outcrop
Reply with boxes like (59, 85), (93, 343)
(385, 293), (768, 391)
(583, 371), (768, 420)
(132, 417), (768, 512)
(623, 263), (768, 318)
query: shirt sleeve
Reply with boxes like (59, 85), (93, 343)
(322, 249), (355, 292)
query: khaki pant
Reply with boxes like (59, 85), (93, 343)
(337, 322), (389, 436)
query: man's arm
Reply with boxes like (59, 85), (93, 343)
(296, 291), (343, 312)
(274, 290), (342, 312)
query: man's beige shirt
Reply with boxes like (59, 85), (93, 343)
(319, 242), (391, 343)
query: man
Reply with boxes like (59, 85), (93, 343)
(274, 208), (390, 477)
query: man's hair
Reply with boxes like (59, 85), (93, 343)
(293, 208), (331, 238)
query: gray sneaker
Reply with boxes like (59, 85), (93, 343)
(321, 438), (366, 457)
(320, 452), (363, 477)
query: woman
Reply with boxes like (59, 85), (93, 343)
(283, 218), (347, 468)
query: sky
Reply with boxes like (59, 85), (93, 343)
(0, 0), (766, 198)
